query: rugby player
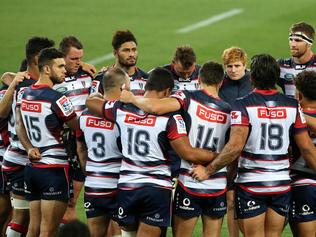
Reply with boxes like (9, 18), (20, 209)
(278, 22), (316, 98)
(18, 48), (77, 237)
(120, 61), (230, 237)
(163, 45), (200, 91)
(86, 67), (217, 237)
(54, 36), (94, 223)
(91, 30), (148, 96)
(77, 68), (130, 237)
(191, 54), (316, 237)
(290, 70), (316, 237)
(219, 46), (252, 237)
(1, 37), (54, 237)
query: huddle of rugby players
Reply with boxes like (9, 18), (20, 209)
(0, 21), (315, 237)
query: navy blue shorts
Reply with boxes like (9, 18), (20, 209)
(24, 164), (71, 201)
(173, 184), (227, 218)
(290, 185), (316, 222)
(235, 186), (290, 219)
(2, 165), (25, 196)
(117, 187), (172, 227)
(84, 193), (118, 219)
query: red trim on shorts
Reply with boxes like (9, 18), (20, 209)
(31, 163), (69, 169)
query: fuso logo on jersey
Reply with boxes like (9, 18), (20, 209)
(21, 101), (42, 113)
(257, 108), (287, 119)
(125, 114), (156, 126)
(86, 117), (114, 130)
(56, 96), (74, 117)
(196, 105), (227, 124)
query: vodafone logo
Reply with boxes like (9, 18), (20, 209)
(86, 117), (114, 130)
(124, 114), (156, 126)
(257, 108), (287, 119)
(21, 101), (42, 113)
(196, 105), (227, 124)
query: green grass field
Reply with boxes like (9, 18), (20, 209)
(2, 0), (315, 236)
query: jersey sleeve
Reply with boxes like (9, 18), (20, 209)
(52, 94), (76, 122)
(90, 72), (104, 95)
(230, 100), (249, 126)
(170, 90), (190, 111)
(166, 114), (188, 140)
(292, 104), (307, 134)
(16, 87), (28, 108)
(103, 100), (119, 122)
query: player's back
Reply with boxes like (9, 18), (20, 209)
(104, 101), (187, 190)
(77, 109), (122, 196)
(232, 89), (306, 194)
(21, 84), (76, 166)
(172, 90), (231, 195)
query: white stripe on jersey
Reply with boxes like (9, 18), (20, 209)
(236, 170), (290, 183)
(238, 156), (289, 170)
(3, 148), (28, 166)
(240, 185), (290, 194)
(291, 178), (316, 186)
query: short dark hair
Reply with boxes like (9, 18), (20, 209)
(250, 54), (280, 90)
(295, 70), (316, 100)
(112, 30), (137, 50)
(145, 67), (174, 92)
(173, 45), (196, 69)
(199, 61), (224, 86)
(38, 48), (64, 72)
(25, 37), (55, 64)
(56, 220), (90, 237)
(290, 22), (315, 41)
(59, 36), (83, 55)
(103, 67), (127, 92)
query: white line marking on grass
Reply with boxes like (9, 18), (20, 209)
(87, 53), (114, 65)
(176, 8), (244, 34)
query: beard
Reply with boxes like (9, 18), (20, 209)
(50, 73), (64, 85)
(118, 56), (137, 68)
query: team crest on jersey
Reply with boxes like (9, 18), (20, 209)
(284, 73), (294, 81)
(125, 114), (156, 126)
(257, 108), (287, 119)
(21, 101), (42, 113)
(173, 115), (186, 134)
(56, 86), (68, 93)
(231, 111), (242, 124)
(56, 96), (74, 116)
(196, 105), (227, 124)
(86, 117), (114, 130)
(90, 81), (100, 94)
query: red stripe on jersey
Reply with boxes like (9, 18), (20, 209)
(178, 181), (227, 197)
(31, 163), (69, 168)
(238, 184), (291, 195)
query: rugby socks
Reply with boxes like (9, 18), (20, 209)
(121, 230), (136, 237)
(6, 222), (27, 237)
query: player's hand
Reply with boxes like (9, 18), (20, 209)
(80, 62), (96, 78)
(189, 164), (209, 181)
(10, 71), (30, 89)
(27, 147), (41, 161)
(99, 66), (109, 73)
(120, 90), (135, 104)
(0, 72), (16, 86)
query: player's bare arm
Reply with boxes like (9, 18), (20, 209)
(76, 140), (88, 173)
(191, 126), (248, 181)
(120, 90), (181, 115)
(170, 136), (217, 165)
(294, 130), (316, 171)
(15, 107), (41, 161)
(1, 72), (16, 86)
(0, 72), (29, 117)
(86, 94), (106, 118)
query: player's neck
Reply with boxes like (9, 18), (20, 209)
(36, 75), (53, 88)
(201, 84), (219, 97)
(143, 90), (161, 99)
(104, 90), (121, 101)
(27, 65), (40, 80)
(293, 50), (314, 64)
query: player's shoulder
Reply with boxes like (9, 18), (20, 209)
(16, 78), (37, 91)
(135, 67), (149, 79)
